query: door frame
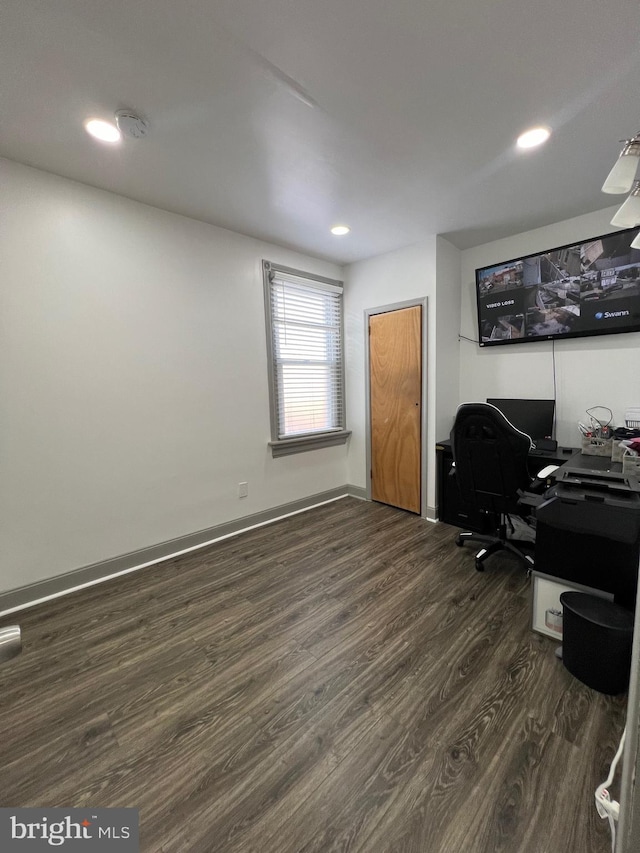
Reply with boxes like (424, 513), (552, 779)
(364, 297), (429, 518)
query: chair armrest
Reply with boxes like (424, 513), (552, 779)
(537, 464), (559, 479)
(526, 464), (560, 496)
(519, 465), (560, 507)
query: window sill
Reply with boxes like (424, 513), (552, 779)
(269, 430), (351, 458)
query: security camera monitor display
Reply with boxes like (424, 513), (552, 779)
(475, 226), (640, 346)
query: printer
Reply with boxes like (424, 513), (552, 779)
(534, 468), (640, 609)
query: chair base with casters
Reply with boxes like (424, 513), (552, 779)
(454, 516), (535, 573)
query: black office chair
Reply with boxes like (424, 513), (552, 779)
(450, 402), (540, 573)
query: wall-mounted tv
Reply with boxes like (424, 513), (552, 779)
(476, 226), (640, 346)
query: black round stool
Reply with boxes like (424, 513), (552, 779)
(559, 591), (634, 695)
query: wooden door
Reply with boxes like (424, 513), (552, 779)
(369, 305), (422, 513)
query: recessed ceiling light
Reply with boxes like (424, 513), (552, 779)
(331, 225), (350, 236)
(516, 126), (551, 150)
(84, 118), (122, 143)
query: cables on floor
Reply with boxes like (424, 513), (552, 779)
(595, 726), (626, 853)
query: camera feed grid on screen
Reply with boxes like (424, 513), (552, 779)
(477, 228), (640, 343)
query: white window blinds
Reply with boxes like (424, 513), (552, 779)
(266, 268), (345, 440)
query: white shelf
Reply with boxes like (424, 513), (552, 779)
(531, 571), (613, 640)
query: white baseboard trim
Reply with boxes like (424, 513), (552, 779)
(426, 505), (439, 523)
(0, 487), (351, 617)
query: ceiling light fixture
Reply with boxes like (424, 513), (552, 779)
(610, 181), (640, 228)
(602, 134), (640, 194)
(331, 225), (350, 236)
(602, 130), (640, 231)
(84, 118), (121, 143)
(115, 110), (149, 139)
(516, 126), (551, 150)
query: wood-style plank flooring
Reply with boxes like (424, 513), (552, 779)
(0, 498), (627, 852)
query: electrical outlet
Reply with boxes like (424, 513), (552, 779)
(238, 482), (248, 498)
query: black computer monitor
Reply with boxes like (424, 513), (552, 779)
(486, 398), (555, 441)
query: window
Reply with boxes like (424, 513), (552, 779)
(263, 261), (350, 457)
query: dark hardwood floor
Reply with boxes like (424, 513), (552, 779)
(0, 498), (626, 852)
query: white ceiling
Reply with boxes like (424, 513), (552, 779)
(2, 0), (639, 264)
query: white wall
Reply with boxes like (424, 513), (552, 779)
(0, 159), (348, 594)
(459, 207), (640, 447)
(344, 239), (438, 505)
(7, 158), (626, 595)
(434, 237), (462, 453)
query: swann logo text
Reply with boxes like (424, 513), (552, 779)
(0, 809), (138, 851)
(595, 309), (630, 320)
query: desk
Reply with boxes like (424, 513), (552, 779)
(435, 439), (579, 531)
(436, 436), (639, 611)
